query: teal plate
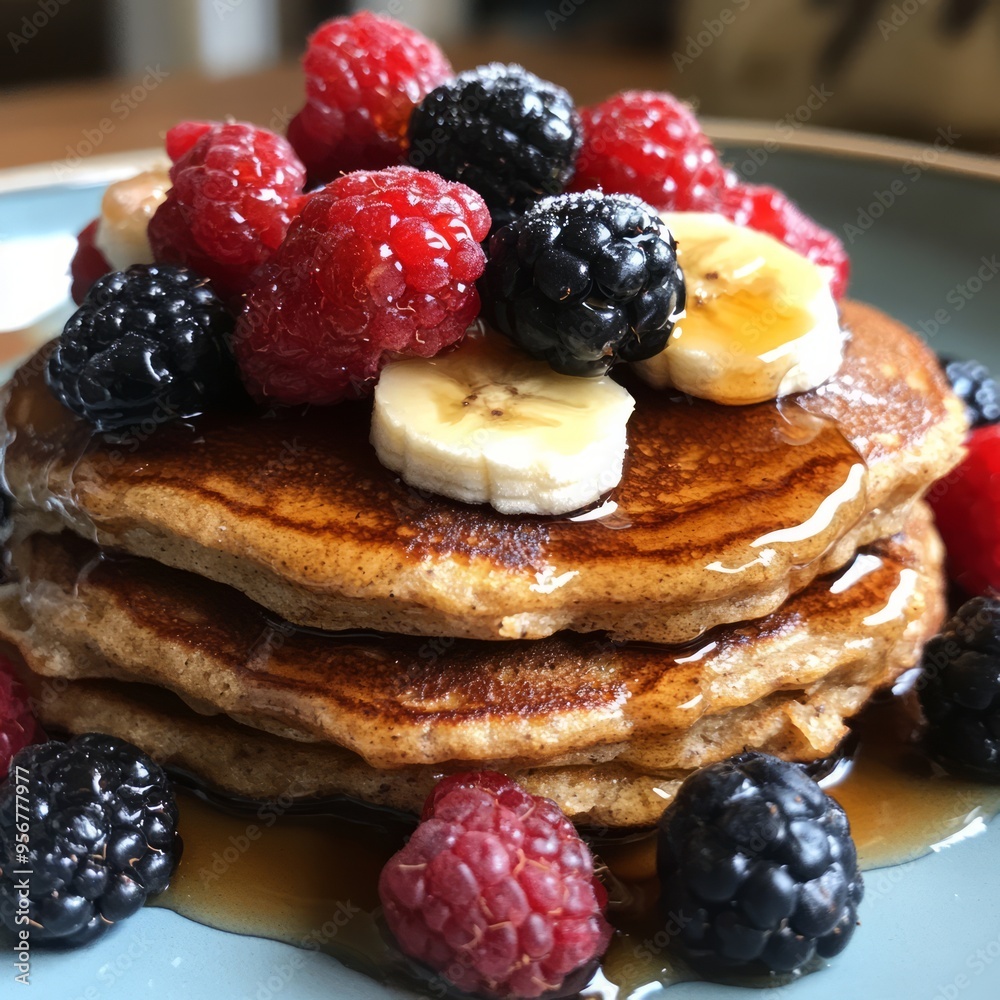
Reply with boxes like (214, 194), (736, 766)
(1, 128), (999, 999)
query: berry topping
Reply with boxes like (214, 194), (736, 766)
(0, 656), (43, 780)
(379, 771), (611, 1000)
(718, 182), (850, 300)
(928, 424), (1000, 595)
(920, 596), (1000, 778)
(47, 264), (239, 433)
(408, 63), (581, 227)
(481, 191), (684, 376)
(287, 12), (452, 183)
(569, 90), (849, 297)
(148, 121), (306, 300)
(0, 733), (181, 947)
(940, 357), (1000, 428)
(657, 751), (863, 975)
(571, 90), (726, 212)
(69, 219), (112, 305)
(234, 166), (490, 406)
(164, 120), (214, 161)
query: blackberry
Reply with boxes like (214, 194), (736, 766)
(940, 357), (1000, 428)
(919, 596), (1000, 778)
(407, 63), (581, 227)
(47, 264), (237, 434)
(481, 192), (685, 376)
(656, 752), (863, 975)
(0, 733), (180, 947)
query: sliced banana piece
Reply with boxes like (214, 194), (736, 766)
(371, 330), (636, 516)
(94, 167), (171, 271)
(635, 212), (843, 405)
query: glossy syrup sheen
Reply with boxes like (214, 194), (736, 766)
(0, 303), (960, 646)
(9, 522), (933, 782)
(156, 696), (1000, 1000)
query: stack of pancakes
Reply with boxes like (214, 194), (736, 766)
(0, 302), (966, 828)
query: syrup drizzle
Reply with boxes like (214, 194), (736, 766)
(154, 697), (1000, 999)
(1, 311), (978, 996)
(3, 328), (883, 647)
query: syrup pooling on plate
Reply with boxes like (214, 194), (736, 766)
(154, 696), (1000, 1000)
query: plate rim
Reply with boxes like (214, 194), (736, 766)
(706, 119), (1000, 183)
(0, 122), (996, 197)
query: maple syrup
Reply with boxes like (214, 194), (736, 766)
(1, 313), (920, 648)
(154, 696), (1000, 999)
(0, 308), (977, 997)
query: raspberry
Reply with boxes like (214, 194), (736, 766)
(570, 91), (850, 298)
(571, 91), (727, 212)
(408, 64), (581, 228)
(148, 121), (306, 301)
(379, 772), (611, 1000)
(718, 182), (850, 299)
(929, 424), (1000, 596)
(287, 13), (452, 183)
(69, 219), (111, 305)
(481, 192), (685, 376)
(0, 656), (43, 780)
(234, 166), (490, 406)
(164, 120), (214, 161)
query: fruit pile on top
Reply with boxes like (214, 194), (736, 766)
(57, 11), (850, 517)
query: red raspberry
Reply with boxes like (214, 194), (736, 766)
(718, 181), (851, 299)
(287, 12), (452, 183)
(379, 772), (611, 1000)
(0, 656), (43, 779)
(571, 90), (726, 211)
(164, 120), (214, 161)
(69, 219), (111, 305)
(148, 121), (306, 301)
(234, 166), (490, 406)
(929, 425), (1000, 596)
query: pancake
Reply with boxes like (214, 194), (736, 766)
(0, 302), (965, 645)
(6, 501), (942, 829)
(0, 504), (944, 781)
(11, 671), (706, 830)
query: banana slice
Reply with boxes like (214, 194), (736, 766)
(635, 212), (843, 405)
(94, 167), (171, 271)
(371, 330), (636, 516)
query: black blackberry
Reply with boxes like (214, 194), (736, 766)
(939, 357), (1000, 428)
(656, 752), (863, 975)
(0, 733), (181, 947)
(407, 63), (581, 227)
(47, 264), (237, 434)
(481, 192), (685, 376)
(919, 596), (1000, 778)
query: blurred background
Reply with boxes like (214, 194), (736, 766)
(2, 0), (999, 171)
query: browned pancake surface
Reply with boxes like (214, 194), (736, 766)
(4, 500), (943, 828)
(1, 504), (943, 772)
(1, 302), (964, 641)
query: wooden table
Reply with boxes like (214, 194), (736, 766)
(0, 38), (677, 172)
